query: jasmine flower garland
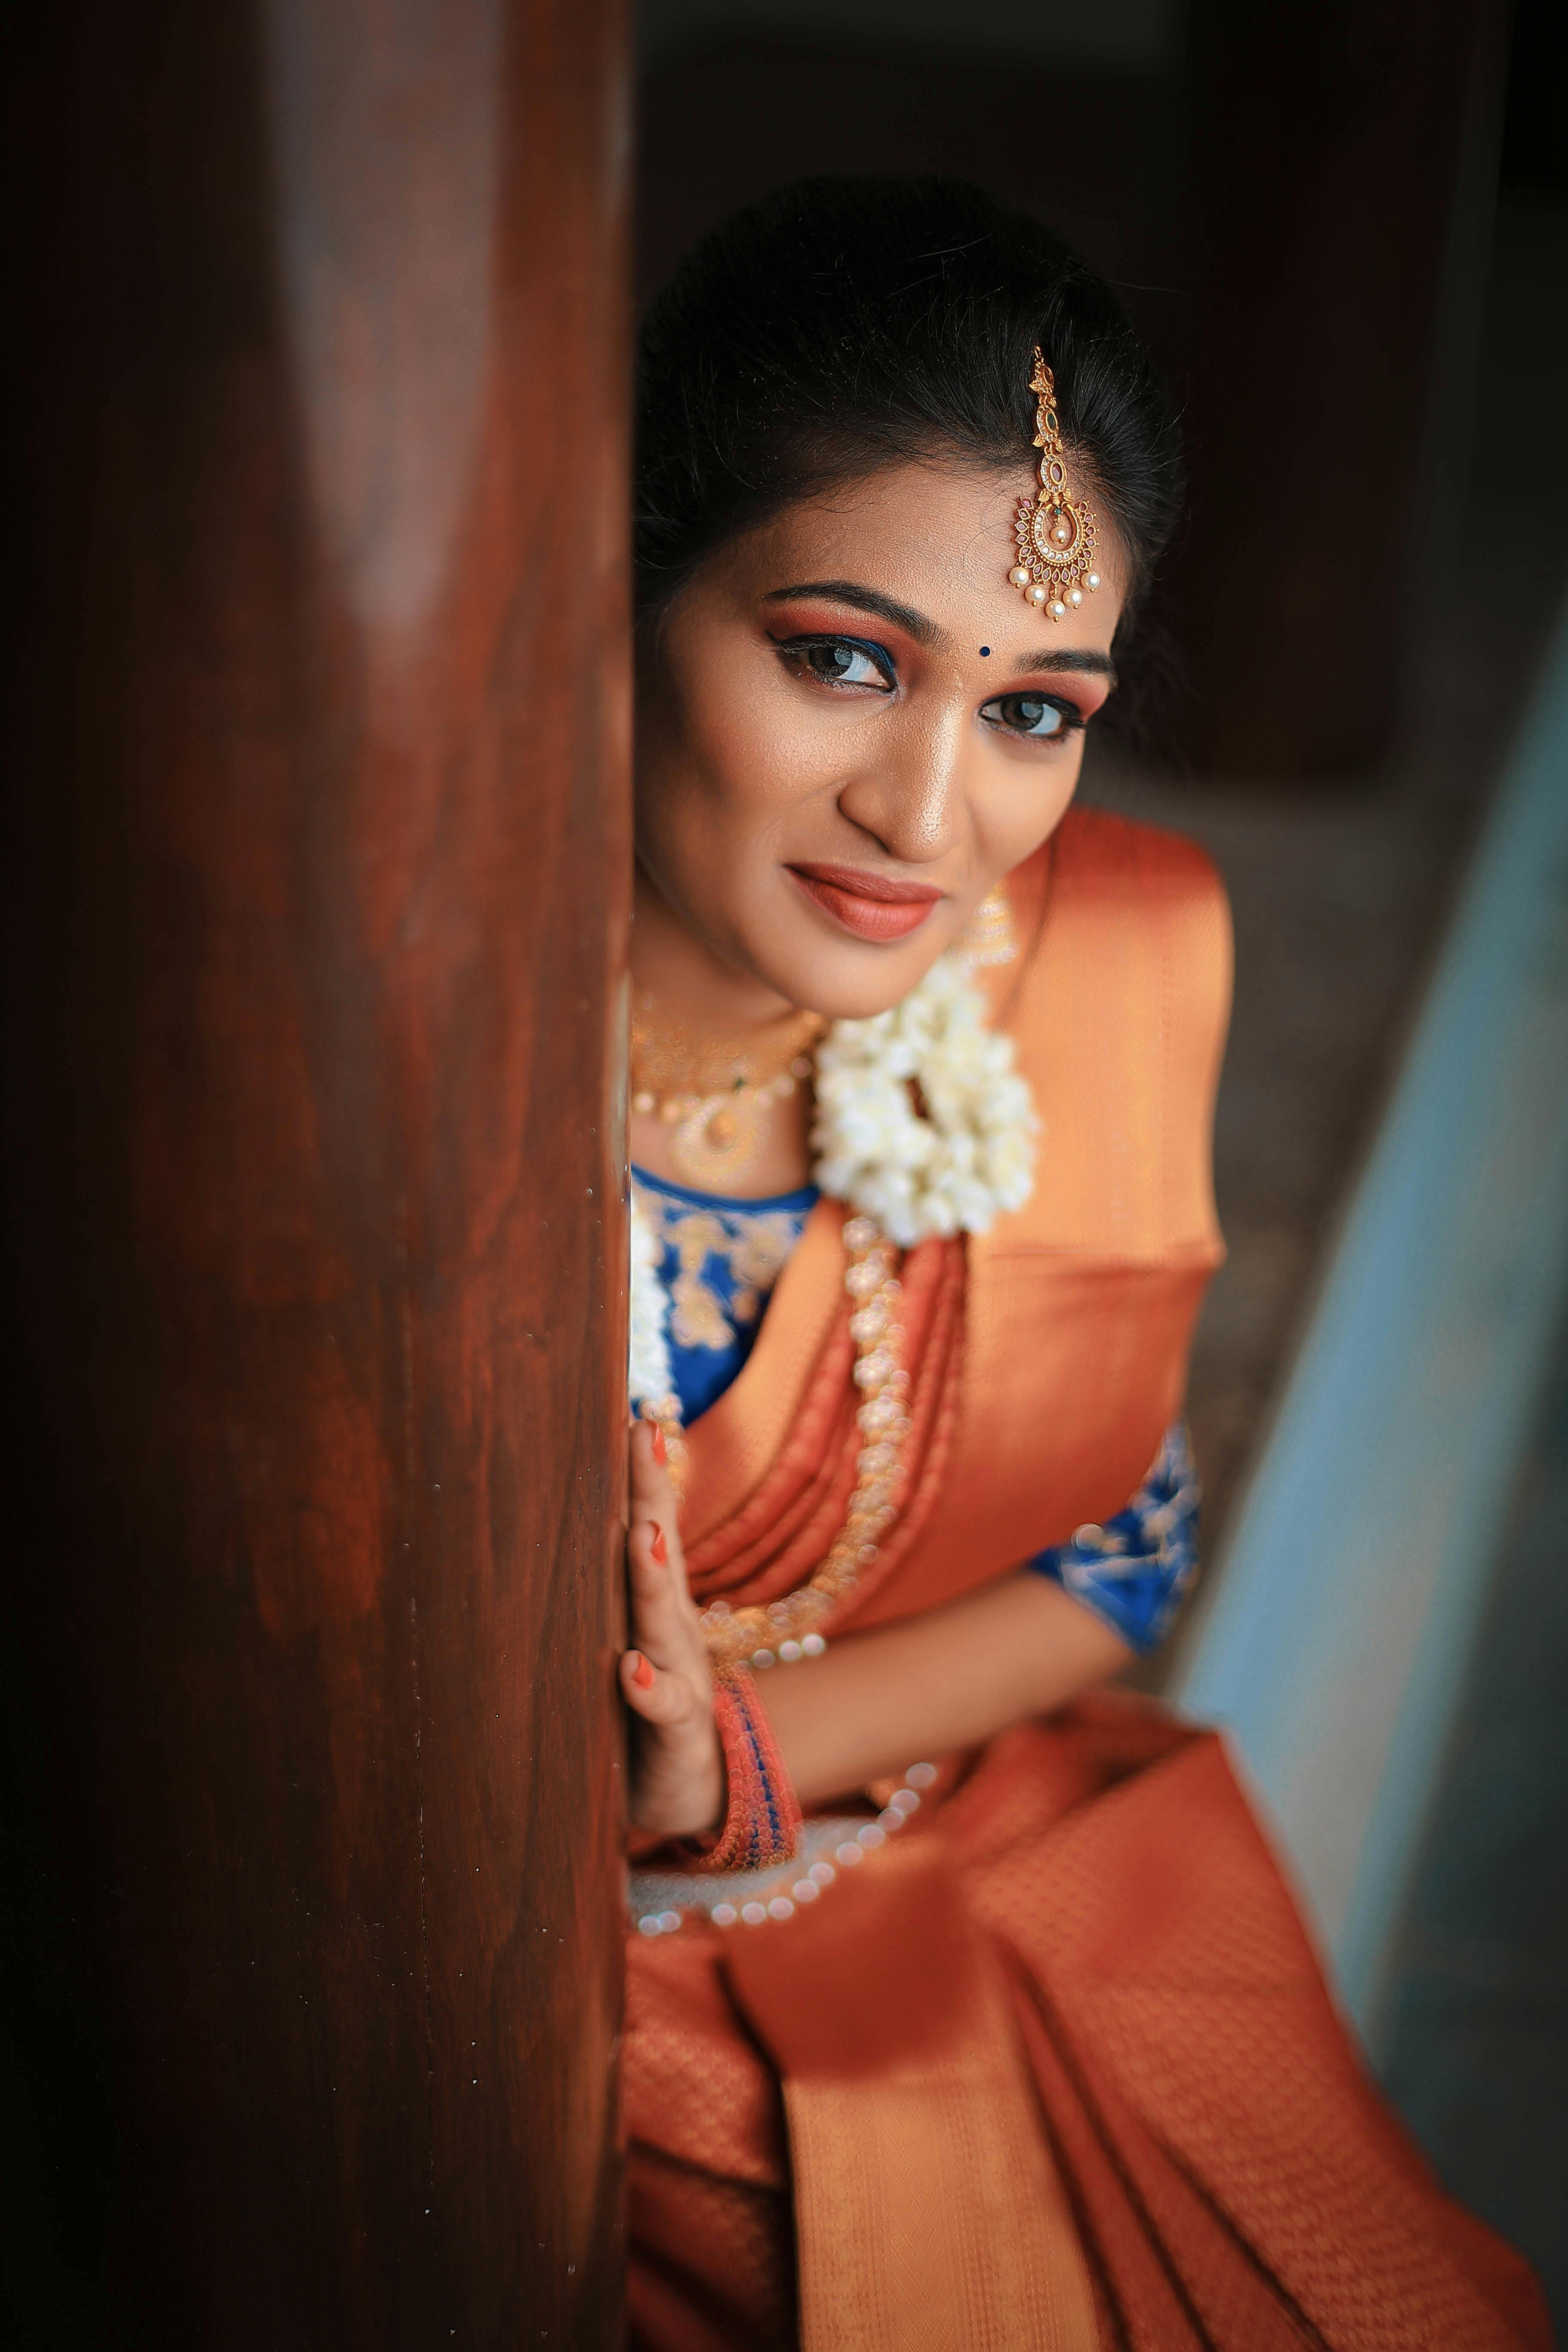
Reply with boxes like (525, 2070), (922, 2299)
(809, 950), (1038, 1249)
(628, 1176), (677, 1416)
(629, 947), (1038, 1411)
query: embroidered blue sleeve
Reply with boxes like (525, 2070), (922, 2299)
(1026, 1421), (1200, 1653)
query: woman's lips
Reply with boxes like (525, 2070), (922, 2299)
(786, 862), (943, 943)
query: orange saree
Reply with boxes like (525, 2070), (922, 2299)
(624, 810), (1550, 2352)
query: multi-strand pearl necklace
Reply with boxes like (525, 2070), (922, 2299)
(632, 1758), (938, 1936)
(630, 939), (1038, 1670)
(698, 1213), (905, 1670)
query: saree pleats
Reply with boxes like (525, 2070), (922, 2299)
(723, 1831), (1101, 2352)
(628, 1706), (1550, 2350)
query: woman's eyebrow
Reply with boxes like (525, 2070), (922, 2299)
(1014, 646), (1118, 683)
(763, 580), (941, 646)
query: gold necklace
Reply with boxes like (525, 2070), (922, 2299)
(630, 1001), (826, 1188)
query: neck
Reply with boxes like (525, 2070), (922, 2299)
(631, 864), (796, 1038)
(629, 867), (818, 1199)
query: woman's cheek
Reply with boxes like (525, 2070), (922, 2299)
(972, 742), (1083, 873)
(691, 676), (846, 817)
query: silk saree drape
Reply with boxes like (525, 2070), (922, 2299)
(625, 811), (1550, 2352)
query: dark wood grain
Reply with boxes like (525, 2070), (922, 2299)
(3, 1), (630, 2343)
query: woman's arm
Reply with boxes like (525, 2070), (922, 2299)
(750, 1571), (1130, 1809)
(621, 1422), (1130, 1832)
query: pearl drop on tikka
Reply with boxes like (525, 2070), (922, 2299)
(1087, 570), (1101, 590)
(1028, 583), (1048, 606)
(1009, 564), (1030, 589)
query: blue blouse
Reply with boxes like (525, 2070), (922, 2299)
(631, 1166), (1197, 1653)
(632, 1167), (819, 1421)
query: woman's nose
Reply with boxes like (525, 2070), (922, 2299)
(835, 704), (968, 866)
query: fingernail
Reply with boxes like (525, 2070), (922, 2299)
(631, 1652), (655, 1690)
(651, 1423), (667, 1466)
(649, 1524), (668, 1565)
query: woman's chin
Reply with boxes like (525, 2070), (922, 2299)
(748, 924), (960, 1023)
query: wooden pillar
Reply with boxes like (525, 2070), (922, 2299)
(1173, 0), (1507, 777)
(3, 1), (630, 2343)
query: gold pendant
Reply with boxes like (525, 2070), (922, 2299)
(669, 1090), (769, 1187)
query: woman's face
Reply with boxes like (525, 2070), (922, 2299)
(634, 457), (1126, 1020)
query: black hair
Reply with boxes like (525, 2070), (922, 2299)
(635, 175), (1184, 660)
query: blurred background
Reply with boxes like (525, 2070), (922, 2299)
(637, 0), (1568, 2317)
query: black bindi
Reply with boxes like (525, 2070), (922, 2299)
(979, 646), (991, 657)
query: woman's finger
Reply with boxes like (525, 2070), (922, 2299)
(628, 1421), (683, 1558)
(619, 1648), (704, 1727)
(626, 1519), (702, 1666)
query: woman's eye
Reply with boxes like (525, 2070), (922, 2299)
(779, 636), (894, 691)
(980, 692), (1079, 741)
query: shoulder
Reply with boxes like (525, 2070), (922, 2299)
(987, 806), (1231, 1259)
(1023, 804), (1229, 931)
(1005, 804), (1231, 1031)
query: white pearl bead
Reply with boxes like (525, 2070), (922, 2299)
(778, 1638), (803, 1663)
(1068, 588), (1083, 606)
(801, 1632), (827, 1657)
(809, 1860), (836, 1885)
(767, 1896), (795, 1920)
(711, 1902), (738, 1926)
(1087, 571), (1101, 590)
(1049, 600), (1066, 619)
(793, 1879), (819, 1903)
(1009, 564), (1030, 588)
(905, 1761), (937, 1787)
(657, 1910), (681, 1933)
(890, 1788), (920, 1815)
(1052, 523), (1070, 545)
(1028, 583), (1048, 607)
(857, 1822), (886, 1848)
(741, 1901), (768, 1926)
(836, 1841), (864, 1868)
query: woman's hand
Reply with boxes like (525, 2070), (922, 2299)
(621, 1421), (725, 1839)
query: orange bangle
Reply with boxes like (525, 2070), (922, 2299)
(695, 1665), (802, 1874)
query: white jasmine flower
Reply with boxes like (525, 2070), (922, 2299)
(628, 948), (1039, 1403)
(628, 1179), (674, 1412)
(811, 951), (1038, 1248)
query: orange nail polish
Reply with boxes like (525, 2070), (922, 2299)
(631, 1653), (655, 1690)
(649, 1524), (668, 1565)
(651, 1423), (668, 1467)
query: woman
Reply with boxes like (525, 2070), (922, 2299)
(616, 178), (1548, 2351)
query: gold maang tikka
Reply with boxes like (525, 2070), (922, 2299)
(1008, 350), (1102, 619)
